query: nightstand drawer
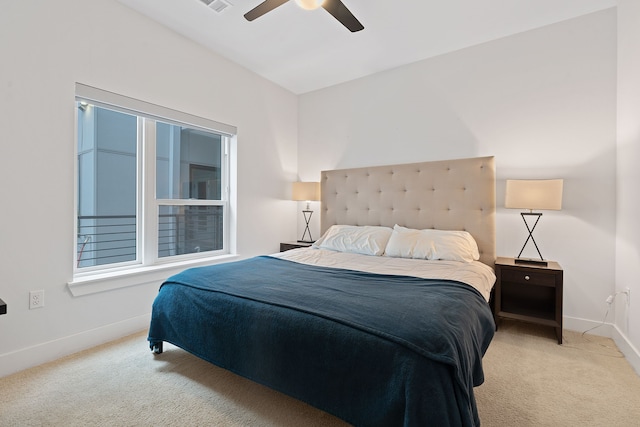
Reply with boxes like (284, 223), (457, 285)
(501, 269), (556, 287)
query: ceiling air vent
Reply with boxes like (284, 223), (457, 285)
(200, 0), (232, 13)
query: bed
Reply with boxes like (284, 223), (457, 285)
(148, 156), (497, 427)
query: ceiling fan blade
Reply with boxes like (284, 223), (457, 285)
(244, 0), (290, 21)
(321, 0), (364, 32)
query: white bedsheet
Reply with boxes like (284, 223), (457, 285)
(270, 248), (496, 302)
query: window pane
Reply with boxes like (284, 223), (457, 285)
(77, 103), (138, 268)
(158, 205), (224, 257)
(156, 123), (222, 200)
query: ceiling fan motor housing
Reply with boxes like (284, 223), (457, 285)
(295, 0), (324, 10)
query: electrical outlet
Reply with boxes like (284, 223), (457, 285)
(29, 290), (44, 309)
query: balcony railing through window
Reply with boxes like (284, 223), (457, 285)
(158, 205), (224, 258)
(77, 215), (137, 268)
(77, 207), (224, 268)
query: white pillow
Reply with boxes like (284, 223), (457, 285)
(383, 226), (435, 259)
(384, 225), (480, 262)
(313, 225), (393, 256)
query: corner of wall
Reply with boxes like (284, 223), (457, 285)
(613, 326), (640, 376)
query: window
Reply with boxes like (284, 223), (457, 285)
(75, 84), (236, 275)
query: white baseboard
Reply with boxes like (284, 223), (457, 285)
(564, 315), (640, 376)
(563, 315), (614, 337)
(612, 325), (640, 376)
(0, 313), (150, 378)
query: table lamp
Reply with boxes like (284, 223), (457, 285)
(505, 179), (563, 266)
(292, 181), (320, 243)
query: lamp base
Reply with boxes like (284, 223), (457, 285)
(514, 257), (548, 267)
(299, 210), (314, 242)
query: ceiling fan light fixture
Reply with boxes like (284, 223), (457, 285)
(295, 0), (324, 10)
(244, 0), (363, 33)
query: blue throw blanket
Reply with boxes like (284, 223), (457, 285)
(149, 256), (494, 426)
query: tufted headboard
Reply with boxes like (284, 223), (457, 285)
(320, 156), (496, 267)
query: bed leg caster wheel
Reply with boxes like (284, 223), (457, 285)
(151, 342), (163, 354)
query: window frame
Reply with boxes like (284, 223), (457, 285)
(72, 83), (237, 283)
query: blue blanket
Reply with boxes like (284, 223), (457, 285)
(148, 256), (494, 426)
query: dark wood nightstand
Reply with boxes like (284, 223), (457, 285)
(494, 257), (563, 344)
(279, 241), (313, 252)
(0, 298), (6, 315)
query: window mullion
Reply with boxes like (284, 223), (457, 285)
(223, 137), (230, 251)
(142, 119), (158, 265)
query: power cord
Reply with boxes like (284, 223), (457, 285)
(582, 290), (630, 336)
(566, 291), (631, 356)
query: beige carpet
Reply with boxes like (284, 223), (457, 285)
(1, 320), (639, 426)
(477, 321), (640, 426)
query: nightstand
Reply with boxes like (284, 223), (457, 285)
(494, 257), (563, 344)
(279, 241), (313, 252)
(0, 298), (6, 315)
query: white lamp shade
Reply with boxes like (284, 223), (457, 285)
(292, 182), (320, 201)
(505, 179), (563, 211)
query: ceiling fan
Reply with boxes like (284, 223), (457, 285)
(244, 0), (364, 33)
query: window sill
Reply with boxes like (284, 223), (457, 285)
(68, 254), (239, 297)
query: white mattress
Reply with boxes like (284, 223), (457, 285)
(270, 247), (496, 302)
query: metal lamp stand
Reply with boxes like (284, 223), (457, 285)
(298, 200), (314, 243)
(515, 212), (548, 266)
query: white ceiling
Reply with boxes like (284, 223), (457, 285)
(117, 0), (616, 94)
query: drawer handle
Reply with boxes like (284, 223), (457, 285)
(524, 275), (530, 281)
